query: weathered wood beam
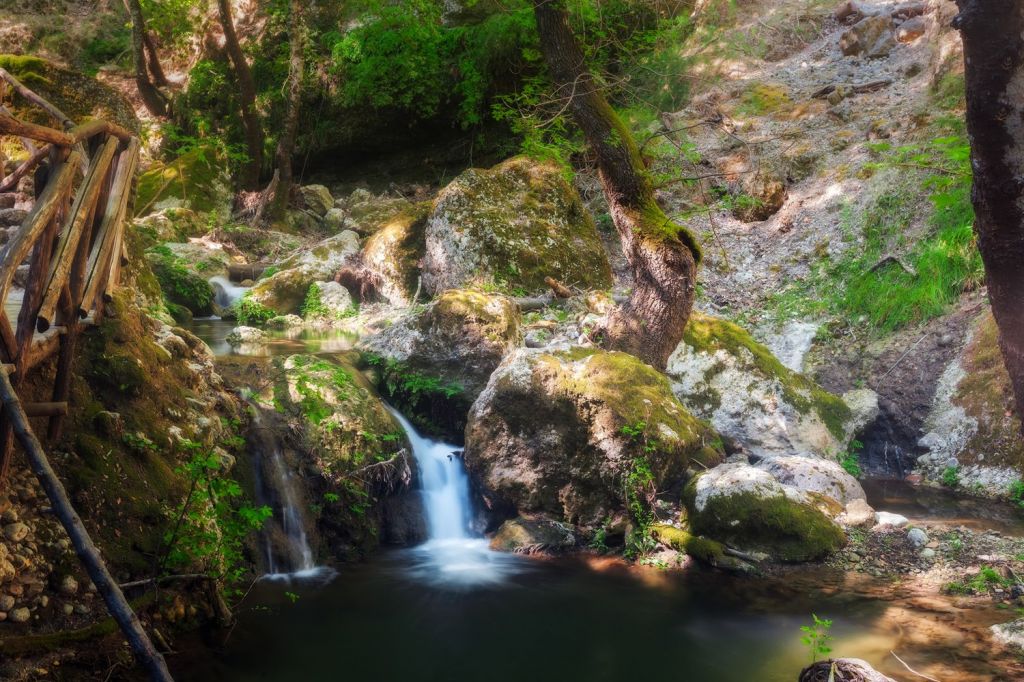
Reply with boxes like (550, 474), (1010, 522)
(0, 143), (50, 193)
(0, 370), (175, 682)
(23, 401), (67, 417)
(0, 152), (79, 321)
(38, 136), (119, 332)
(80, 140), (138, 318)
(0, 113), (74, 146)
(0, 68), (73, 129)
(69, 119), (132, 144)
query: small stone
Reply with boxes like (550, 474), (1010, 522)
(920, 548), (936, 560)
(1010, 584), (1024, 600)
(3, 522), (28, 542)
(73, 602), (90, 615)
(873, 511), (909, 528)
(62, 603), (74, 616)
(895, 16), (927, 43)
(59, 575), (78, 596)
(36, 595), (48, 608)
(907, 527), (929, 547)
(0, 594), (13, 610)
(9, 606), (30, 623)
(0, 508), (16, 524)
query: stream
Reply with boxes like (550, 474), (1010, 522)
(178, 318), (1023, 681)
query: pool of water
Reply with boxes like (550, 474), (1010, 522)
(189, 317), (359, 357)
(170, 549), (1017, 682)
(863, 477), (1024, 535)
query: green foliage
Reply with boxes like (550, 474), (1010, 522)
(162, 441), (272, 593)
(839, 440), (864, 478)
(234, 294), (276, 325)
(800, 614), (833, 663)
(941, 465), (960, 488)
(620, 421), (660, 559)
(147, 248), (215, 316)
(946, 565), (1011, 594)
(1009, 480), (1024, 510)
(301, 282), (356, 320)
(82, 31), (131, 75)
(761, 132), (981, 333)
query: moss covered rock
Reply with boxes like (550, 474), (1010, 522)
(273, 354), (423, 556)
(136, 146), (233, 221)
(359, 202), (430, 305)
(146, 247), (215, 316)
(132, 208), (209, 249)
(334, 189), (421, 237)
(361, 288), (521, 402)
(682, 463), (846, 561)
(422, 156), (612, 295)
(490, 514), (577, 553)
(464, 347), (724, 527)
(247, 231), (361, 315)
(667, 313), (864, 460)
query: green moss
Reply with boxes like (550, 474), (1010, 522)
(682, 479), (845, 562)
(683, 313), (851, 438)
(147, 249), (215, 316)
(651, 523), (725, 562)
(234, 293), (276, 325)
(736, 82), (792, 116)
(0, 55), (50, 87)
(136, 145), (229, 217)
(362, 352), (468, 440)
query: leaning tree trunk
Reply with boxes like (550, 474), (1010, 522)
(125, 0), (167, 117)
(217, 0), (264, 190)
(532, 1), (701, 370)
(269, 0), (307, 221)
(953, 1), (1024, 433)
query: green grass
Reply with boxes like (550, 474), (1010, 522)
(759, 132), (981, 334)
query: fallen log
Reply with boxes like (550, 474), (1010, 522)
(799, 659), (896, 682)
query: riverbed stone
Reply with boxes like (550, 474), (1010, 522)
(490, 515), (577, 554)
(422, 156), (612, 296)
(247, 230), (360, 315)
(465, 347), (724, 528)
(8, 606), (29, 623)
(874, 511), (909, 528)
(355, 202), (431, 305)
(299, 185), (334, 217)
(226, 326), (266, 347)
(683, 462), (846, 562)
(992, 618), (1024, 651)
(3, 523), (28, 542)
(360, 289), (522, 402)
(907, 527), (928, 547)
(59, 575), (78, 596)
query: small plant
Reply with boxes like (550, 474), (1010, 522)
(285, 591), (300, 604)
(800, 614), (834, 663)
(941, 465), (960, 488)
(839, 439), (864, 478)
(235, 294), (275, 325)
(1010, 480), (1024, 509)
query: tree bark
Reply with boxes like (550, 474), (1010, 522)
(953, 1), (1024, 433)
(269, 0), (307, 221)
(532, 0), (701, 370)
(217, 0), (264, 190)
(124, 0), (167, 117)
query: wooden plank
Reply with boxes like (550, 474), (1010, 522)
(0, 143), (50, 193)
(70, 119), (132, 144)
(23, 402), (67, 417)
(0, 152), (79, 312)
(37, 136), (118, 332)
(80, 140), (138, 318)
(0, 112), (74, 146)
(0, 68), (73, 129)
(15, 190), (62, 375)
(0, 370), (175, 682)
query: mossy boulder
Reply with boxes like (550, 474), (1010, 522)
(490, 514), (577, 554)
(136, 146), (233, 221)
(247, 230), (360, 315)
(298, 185), (333, 217)
(422, 156), (612, 295)
(132, 208), (209, 249)
(667, 313), (866, 460)
(359, 202), (430, 305)
(361, 289), (522, 402)
(274, 354), (423, 556)
(683, 462), (846, 562)
(146, 247), (215, 316)
(464, 347), (725, 527)
(0, 54), (137, 132)
(334, 189), (421, 237)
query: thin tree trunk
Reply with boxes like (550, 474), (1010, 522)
(124, 0), (167, 117)
(532, 0), (701, 370)
(269, 0), (307, 221)
(143, 31), (169, 87)
(217, 0), (264, 189)
(953, 1), (1024, 432)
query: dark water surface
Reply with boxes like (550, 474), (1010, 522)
(172, 549), (957, 682)
(863, 477), (1024, 535)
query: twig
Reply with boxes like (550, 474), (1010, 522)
(877, 332), (931, 383)
(867, 254), (917, 277)
(119, 573), (210, 590)
(889, 650), (941, 682)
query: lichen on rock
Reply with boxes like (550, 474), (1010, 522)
(422, 156), (612, 295)
(464, 347), (724, 528)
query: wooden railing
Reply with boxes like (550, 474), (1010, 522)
(0, 69), (173, 681)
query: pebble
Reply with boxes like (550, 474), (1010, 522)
(59, 575), (78, 596)
(62, 603), (74, 616)
(0, 595), (13, 610)
(73, 603), (90, 615)
(873, 511), (909, 528)
(920, 548), (936, 560)
(3, 522), (28, 542)
(908, 527), (929, 547)
(9, 606), (30, 623)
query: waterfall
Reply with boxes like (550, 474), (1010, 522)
(250, 409), (330, 581)
(386, 406), (520, 587)
(209, 276), (249, 309)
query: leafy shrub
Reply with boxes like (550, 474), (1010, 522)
(234, 294), (275, 325)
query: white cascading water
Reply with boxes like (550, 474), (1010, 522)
(208, 275), (249, 309)
(386, 406), (520, 587)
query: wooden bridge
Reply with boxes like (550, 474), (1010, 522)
(0, 69), (173, 680)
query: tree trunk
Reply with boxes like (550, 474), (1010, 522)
(124, 0), (167, 117)
(269, 0), (307, 221)
(143, 30), (169, 87)
(532, 1), (701, 370)
(953, 1), (1024, 433)
(217, 0), (264, 190)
